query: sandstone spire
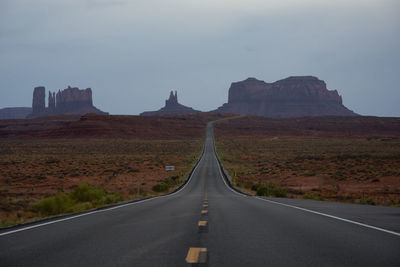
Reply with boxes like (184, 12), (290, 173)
(48, 91), (55, 110)
(141, 90), (201, 116)
(166, 90), (178, 106)
(32, 86), (46, 114)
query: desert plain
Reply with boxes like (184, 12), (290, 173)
(215, 116), (400, 205)
(0, 114), (399, 227)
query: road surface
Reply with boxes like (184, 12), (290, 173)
(1, 122), (399, 266)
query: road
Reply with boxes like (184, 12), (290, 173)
(1, 122), (399, 266)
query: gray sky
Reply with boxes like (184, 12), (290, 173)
(1, 0), (399, 116)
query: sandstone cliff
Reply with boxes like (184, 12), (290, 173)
(214, 76), (358, 117)
(32, 86), (46, 114)
(55, 87), (93, 114)
(141, 91), (201, 116)
(27, 86), (107, 118)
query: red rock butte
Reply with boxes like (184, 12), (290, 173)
(27, 86), (107, 118)
(214, 76), (358, 117)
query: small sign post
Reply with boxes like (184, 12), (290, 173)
(165, 166), (175, 171)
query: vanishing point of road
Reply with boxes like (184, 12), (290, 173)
(1, 122), (399, 266)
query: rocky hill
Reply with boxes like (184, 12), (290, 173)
(0, 107), (32, 120)
(141, 91), (201, 116)
(214, 76), (358, 117)
(27, 86), (107, 118)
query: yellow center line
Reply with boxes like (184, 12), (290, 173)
(201, 210), (208, 215)
(204, 174), (208, 202)
(186, 247), (208, 263)
(198, 220), (208, 227)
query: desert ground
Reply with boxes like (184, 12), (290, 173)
(214, 116), (400, 206)
(0, 113), (229, 226)
(1, 114), (399, 227)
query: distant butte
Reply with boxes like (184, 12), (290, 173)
(141, 91), (201, 116)
(27, 86), (108, 119)
(213, 76), (358, 117)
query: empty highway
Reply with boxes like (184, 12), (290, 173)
(1, 122), (399, 266)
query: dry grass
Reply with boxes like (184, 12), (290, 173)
(216, 136), (400, 206)
(0, 138), (203, 226)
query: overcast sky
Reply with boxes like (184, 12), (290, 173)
(1, 0), (399, 116)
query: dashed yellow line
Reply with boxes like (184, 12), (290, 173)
(198, 220), (208, 227)
(201, 210), (208, 215)
(186, 247), (208, 263)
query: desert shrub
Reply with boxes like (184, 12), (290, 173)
(0, 199), (13, 212)
(256, 184), (268, 196)
(251, 183), (264, 192)
(103, 193), (124, 204)
(255, 182), (287, 197)
(71, 202), (93, 212)
(45, 158), (60, 164)
(72, 183), (106, 203)
(34, 174), (46, 180)
(160, 175), (181, 187)
(270, 183), (287, 197)
(303, 170), (316, 176)
(31, 184), (125, 217)
(302, 193), (324, 201)
(359, 197), (376, 205)
(31, 193), (73, 216)
(170, 175), (179, 181)
(332, 170), (346, 180)
(152, 182), (169, 192)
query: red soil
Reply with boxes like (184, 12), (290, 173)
(215, 116), (400, 206)
(0, 113), (232, 139)
(215, 115), (400, 138)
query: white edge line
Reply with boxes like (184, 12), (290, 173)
(214, 152), (247, 197)
(256, 197), (400, 237)
(0, 148), (205, 237)
(210, 125), (400, 238)
(211, 129), (247, 197)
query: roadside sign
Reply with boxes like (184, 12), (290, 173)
(165, 166), (175, 171)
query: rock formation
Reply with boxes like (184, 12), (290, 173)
(214, 76), (358, 117)
(55, 86), (93, 114)
(166, 91), (178, 106)
(48, 91), (55, 111)
(141, 91), (201, 116)
(32, 86), (46, 114)
(27, 86), (107, 118)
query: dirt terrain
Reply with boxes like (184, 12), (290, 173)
(214, 116), (400, 206)
(0, 113), (231, 226)
(2, 114), (398, 226)
(0, 113), (229, 139)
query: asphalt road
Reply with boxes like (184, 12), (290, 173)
(1, 123), (399, 266)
